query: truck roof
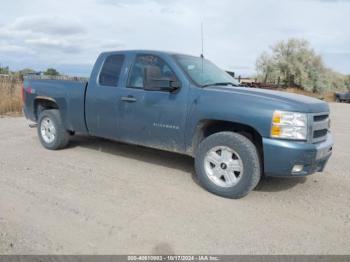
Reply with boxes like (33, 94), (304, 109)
(100, 50), (198, 57)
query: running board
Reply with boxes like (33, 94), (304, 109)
(29, 123), (38, 128)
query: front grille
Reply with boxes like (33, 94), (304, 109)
(314, 129), (328, 138)
(310, 113), (329, 143)
(314, 115), (328, 122)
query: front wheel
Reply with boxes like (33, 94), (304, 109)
(195, 132), (261, 199)
(37, 109), (70, 150)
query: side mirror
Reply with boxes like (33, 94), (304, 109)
(143, 67), (180, 92)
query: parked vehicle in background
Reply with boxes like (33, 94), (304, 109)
(22, 50), (333, 199)
(335, 91), (350, 103)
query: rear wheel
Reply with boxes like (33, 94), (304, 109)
(37, 109), (70, 150)
(195, 132), (261, 199)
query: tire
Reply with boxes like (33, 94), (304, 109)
(335, 96), (341, 103)
(195, 132), (261, 199)
(37, 109), (70, 150)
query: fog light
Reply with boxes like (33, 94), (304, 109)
(292, 165), (304, 173)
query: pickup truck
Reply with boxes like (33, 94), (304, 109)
(335, 91), (350, 103)
(23, 50), (333, 199)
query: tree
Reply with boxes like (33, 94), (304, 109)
(12, 68), (36, 80)
(0, 66), (10, 75)
(345, 75), (350, 91)
(44, 68), (60, 76)
(256, 38), (340, 93)
(19, 68), (36, 75)
(256, 52), (276, 83)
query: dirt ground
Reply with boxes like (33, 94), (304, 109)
(0, 103), (349, 255)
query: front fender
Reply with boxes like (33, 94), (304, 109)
(184, 92), (274, 153)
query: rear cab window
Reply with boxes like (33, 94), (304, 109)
(99, 54), (125, 87)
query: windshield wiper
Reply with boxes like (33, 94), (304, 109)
(202, 82), (239, 88)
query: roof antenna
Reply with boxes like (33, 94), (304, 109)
(201, 22), (204, 76)
(201, 22), (204, 58)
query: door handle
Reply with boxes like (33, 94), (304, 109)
(121, 96), (137, 102)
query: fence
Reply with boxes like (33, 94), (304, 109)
(24, 75), (88, 82)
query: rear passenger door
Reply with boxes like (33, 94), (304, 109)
(85, 54), (126, 139)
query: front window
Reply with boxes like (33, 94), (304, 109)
(128, 55), (177, 89)
(174, 55), (239, 87)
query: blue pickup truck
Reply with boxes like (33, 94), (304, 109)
(23, 50), (333, 198)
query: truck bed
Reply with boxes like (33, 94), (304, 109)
(23, 77), (89, 134)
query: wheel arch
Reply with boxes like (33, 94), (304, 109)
(190, 119), (263, 159)
(34, 97), (59, 121)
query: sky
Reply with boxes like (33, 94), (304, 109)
(0, 0), (349, 76)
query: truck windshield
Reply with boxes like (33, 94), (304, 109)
(174, 55), (239, 87)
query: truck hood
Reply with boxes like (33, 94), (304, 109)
(207, 86), (329, 113)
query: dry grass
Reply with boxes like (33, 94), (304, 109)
(0, 77), (23, 116)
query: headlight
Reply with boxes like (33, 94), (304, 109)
(271, 111), (308, 140)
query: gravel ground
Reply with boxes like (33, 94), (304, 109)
(0, 103), (349, 254)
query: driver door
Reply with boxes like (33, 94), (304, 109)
(116, 54), (188, 152)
